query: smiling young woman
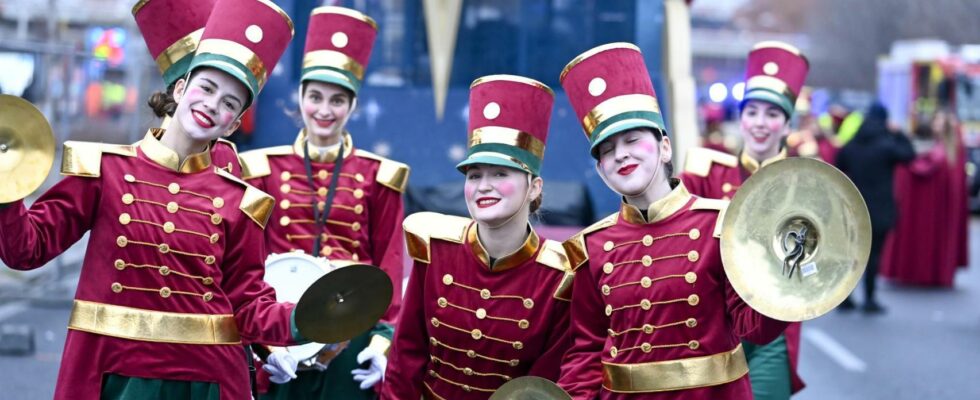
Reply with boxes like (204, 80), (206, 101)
(380, 75), (573, 400)
(0, 1), (300, 399)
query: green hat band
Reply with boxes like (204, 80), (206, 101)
(456, 142), (542, 176)
(742, 88), (794, 117)
(188, 53), (260, 108)
(301, 66), (362, 94)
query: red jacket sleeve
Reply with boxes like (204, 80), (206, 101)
(379, 260), (428, 400)
(0, 176), (101, 270)
(222, 213), (297, 346)
(723, 276), (788, 344)
(527, 297), (572, 381)
(557, 262), (608, 400)
(368, 184), (406, 325)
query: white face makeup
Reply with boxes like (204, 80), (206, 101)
(463, 164), (540, 227)
(740, 99), (789, 160)
(172, 68), (247, 142)
(595, 129), (671, 198)
(301, 80), (353, 146)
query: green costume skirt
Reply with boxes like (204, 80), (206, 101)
(101, 374), (220, 400)
(742, 334), (791, 400)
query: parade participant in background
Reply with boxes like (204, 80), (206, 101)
(134, 0), (243, 177)
(380, 75), (572, 400)
(881, 111), (957, 287)
(787, 87), (839, 164)
(238, 6), (409, 399)
(680, 41), (809, 400)
(557, 43), (787, 400)
(0, 0), (299, 398)
(835, 102), (915, 313)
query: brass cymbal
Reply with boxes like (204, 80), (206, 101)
(721, 157), (871, 321)
(490, 376), (571, 400)
(294, 264), (393, 343)
(0, 95), (55, 203)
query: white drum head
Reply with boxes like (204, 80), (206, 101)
(264, 251), (335, 303)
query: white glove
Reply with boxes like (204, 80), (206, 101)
(263, 350), (298, 384)
(350, 346), (387, 390)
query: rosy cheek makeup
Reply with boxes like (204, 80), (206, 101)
(496, 180), (516, 197)
(463, 183), (477, 201)
(637, 139), (658, 155)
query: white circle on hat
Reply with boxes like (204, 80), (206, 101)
(245, 25), (264, 44)
(589, 77), (607, 97)
(332, 32), (349, 49)
(763, 62), (779, 75)
(483, 102), (501, 120)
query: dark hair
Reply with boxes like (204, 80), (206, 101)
(529, 192), (543, 214)
(147, 82), (178, 118)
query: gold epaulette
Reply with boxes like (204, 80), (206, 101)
(563, 212), (619, 271)
(61, 141), (137, 178)
(683, 147), (738, 178)
(690, 197), (730, 239)
(354, 149), (410, 193)
(536, 239), (573, 301)
(403, 212), (471, 263)
(214, 167), (275, 229)
(239, 146), (293, 179)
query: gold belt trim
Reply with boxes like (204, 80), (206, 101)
(155, 29), (203, 74)
(601, 343), (748, 393)
(68, 299), (241, 345)
(583, 94), (661, 136)
(468, 127), (545, 159)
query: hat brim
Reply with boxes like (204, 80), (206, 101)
(301, 69), (360, 94)
(189, 57), (258, 109)
(741, 89), (794, 117)
(456, 154), (532, 175)
(589, 119), (664, 157)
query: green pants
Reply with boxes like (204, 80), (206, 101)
(101, 374), (220, 400)
(263, 331), (375, 400)
(742, 335), (792, 400)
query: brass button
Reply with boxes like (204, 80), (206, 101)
(167, 183), (180, 194)
(355, 173), (364, 182)
(603, 262), (614, 274)
(118, 213), (131, 225)
(354, 189), (364, 199)
(354, 204), (364, 214)
(428, 370), (437, 377)
(685, 272), (697, 284)
(317, 201), (326, 211)
(642, 324), (655, 334)
(159, 266), (171, 275)
(280, 171), (292, 181)
(688, 250), (700, 262)
(508, 359), (519, 367)
(320, 247), (332, 256)
(640, 299), (652, 310)
(462, 385), (472, 392)
(475, 308), (487, 319)
(158, 243), (170, 253)
(641, 342), (652, 353)
(203, 292), (214, 302)
(640, 276), (652, 288)
(641, 255), (653, 267)
(280, 184), (291, 194)
(605, 305), (613, 316)
(279, 199), (291, 210)
(116, 236), (128, 247)
(610, 347), (618, 358)
(202, 277), (214, 285)
(523, 298), (534, 309)
(351, 240), (360, 248)
(318, 170), (328, 180)
(430, 317), (440, 327)
(466, 350), (477, 358)
(480, 289), (491, 299)
(463, 367), (473, 376)
(111, 282), (123, 293)
(163, 222), (175, 233)
(429, 337), (438, 346)
(722, 182), (733, 193)
(351, 222), (361, 231)
(471, 329), (483, 340)
(688, 294), (700, 306)
(601, 285), (611, 296)
(124, 174), (135, 183)
(166, 201), (178, 213)
(351, 253), (360, 262)
(642, 235), (653, 246)
(689, 228), (701, 240)
(122, 193), (134, 204)
(279, 216), (291, 226)
(518, 319), (529, 329)
(317, 187), (328, 197)
(722, 195), (730, 201)
(114, 259), (125, 270)
(159, 287), (172, 298)
(210, 214), (222, 225)
(603, 241), (614, 251)
(688, 340), (700, 350)
(212, 197), (224, 208)
(686, 318), (697, 328)
(209, 233), (220, 244)
(513, 341), (523, 350)
(204, 255), (215, 265)
(437, 297), (448, 307)
(442, 274), (453, 285)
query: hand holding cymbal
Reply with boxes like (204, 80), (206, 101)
(0, 95), (55, 203)
(294, 264), (393, 343)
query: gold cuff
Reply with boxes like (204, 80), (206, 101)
(601, 343), (748, 393)
(366, 334), (392, 357)
(68, 299), (241, 345)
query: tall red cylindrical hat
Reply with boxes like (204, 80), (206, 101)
(132, 0), (217, 87)
(742, 41), (810, 116)
(302, 6), (377, 94)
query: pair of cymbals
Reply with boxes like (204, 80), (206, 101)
(0, 95), (55, 203)
(721, 157), (871, 322)
(294, 264), (394, 343)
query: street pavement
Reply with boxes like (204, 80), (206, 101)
(1, 222), (977, 399)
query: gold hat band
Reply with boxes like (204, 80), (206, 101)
(468, 127), (545, 159)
